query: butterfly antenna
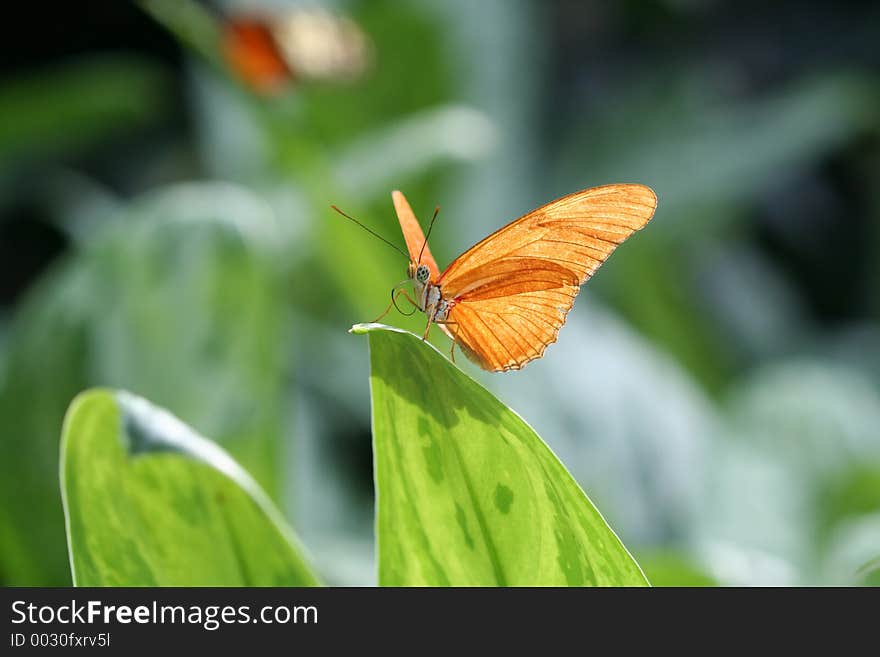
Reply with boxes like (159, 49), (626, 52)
(331, 205), (409, 260)
(418, 205), (440, 265)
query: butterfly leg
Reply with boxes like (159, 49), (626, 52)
(371, 297), (396, 323)
(450, 323), (460, 363)
(422, 318), (432, 341)
(434, 319), (460, 363)
(395, 289), (420, 313)
(372, 288), (419, 323)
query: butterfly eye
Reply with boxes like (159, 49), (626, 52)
(416, 264), (430, 284)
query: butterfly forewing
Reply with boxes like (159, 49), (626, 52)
(392, 190), (440, 281)
(440, 184), (657, 372)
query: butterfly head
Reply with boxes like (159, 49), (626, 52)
(407, 261), (430, 284)
(415, 264), (430, 284)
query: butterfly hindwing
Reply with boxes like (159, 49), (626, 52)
(448, 277), (580, 371)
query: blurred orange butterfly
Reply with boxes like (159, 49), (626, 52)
(221, 9), (370, 96)
(335, 184), (657, 372)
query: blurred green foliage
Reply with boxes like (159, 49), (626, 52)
(1, 0), (879, 586)
(1, 184), (292, 584)
(0, 55), (169, 175)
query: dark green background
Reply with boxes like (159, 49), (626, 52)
(1, 0), (879, 586)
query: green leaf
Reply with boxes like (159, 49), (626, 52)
(354, 323), (648, 586)
(61, 389), (320, 586)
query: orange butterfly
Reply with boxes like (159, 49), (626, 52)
(222, 18), (292, 95)
(221, 9), (370, 95)
(337, 184), (657, 372)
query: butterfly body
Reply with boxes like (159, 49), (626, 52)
(388, 185), (657, 372)
(407, 262), (451, 325)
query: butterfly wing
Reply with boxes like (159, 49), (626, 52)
(440, 184), (657, 371)
(392, 190), (440, 281)
(222, 19), (292, 95)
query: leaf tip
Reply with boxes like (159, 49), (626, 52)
(349, 322), (403, 335)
